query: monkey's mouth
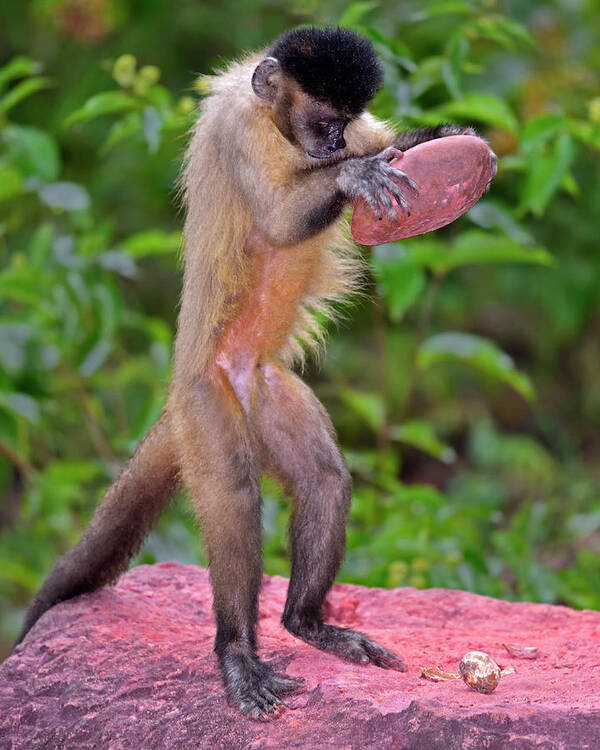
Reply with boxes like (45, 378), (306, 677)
(307, 151), (338, 161)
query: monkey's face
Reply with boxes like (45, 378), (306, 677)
(251, 59), (353, 163)
(289, 101), (350, 162)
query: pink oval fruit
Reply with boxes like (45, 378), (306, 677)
(350, 135), (495, 246)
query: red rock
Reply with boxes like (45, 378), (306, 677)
(2, 562), (600, 749)
(350, 135), (495, 245)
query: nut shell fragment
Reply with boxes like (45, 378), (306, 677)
(503, 643), (539, 660)
(459, 651), (501, 694)
(420, 666), (460, 682)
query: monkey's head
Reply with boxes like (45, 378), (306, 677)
(252, 27), (383, 162)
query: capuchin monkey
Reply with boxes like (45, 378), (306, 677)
(14, 27), (493, 718)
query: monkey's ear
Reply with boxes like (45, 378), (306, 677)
(251, 57), (281, 104)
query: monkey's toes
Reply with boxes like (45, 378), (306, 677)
(305, 623), (406, 671)
(263, 670), (306, 694)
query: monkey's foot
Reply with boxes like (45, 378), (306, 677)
(287, 622), (405, 671)
(219, 648), (305, 720)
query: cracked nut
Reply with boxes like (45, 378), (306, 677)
(459, 651), (501, 694)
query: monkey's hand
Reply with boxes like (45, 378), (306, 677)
(336, 146), (419, 221)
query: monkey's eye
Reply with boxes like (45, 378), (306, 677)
(317, 121), (329, 130)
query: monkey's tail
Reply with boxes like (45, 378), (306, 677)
(12, 413), (180, 650)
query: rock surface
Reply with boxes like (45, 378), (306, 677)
(2, 562), (600, 749)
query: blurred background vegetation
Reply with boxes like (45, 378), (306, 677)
(1, 0), (599, 657)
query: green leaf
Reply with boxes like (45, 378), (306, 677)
(418, 332), (535, 401)
(400, 231), (552, 273)
(101, 112), (143, 153)
(64, 91), (138, 127)
(0, 267), (46, 305)
(142, 106), (162, 153)
(444, 230), (553, 271)
(0, 163), (24, 202)
(436, 93), (518, 133)
(39, 182), (91, 211)
(0, 77), (52, 114)
(443, 34), (469, 99)
(389, 420), (457, 463)
(568, 120), (600, 150)
(120, 229), (181, 257)
(0, 391), (40, 422)
(4, 125), (61, 181)
(521, 114), (566, 153)
(339, 1), (378, 27)
(0, 56), (43, 92)
(78, 339), (112, 377)
(371, 246), (425, 321)
(421, 1), (474, 18)
(467, 200), (535, 245)
(521, 133), (576, 216)
(340, 389), (386, 431)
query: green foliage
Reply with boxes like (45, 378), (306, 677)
(1, 0), (600, 655)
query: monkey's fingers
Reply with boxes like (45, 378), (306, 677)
(374, 184), (401, 221)
(386, 167), (419, 197)
(379, 145), (404, 163)
(377, 177), (411, 219)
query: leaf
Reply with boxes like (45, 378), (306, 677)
(0, 56), (43, 92)
(4, 125), (61, 181)
(371, 246), (425, 321)
(101, 112), (143, 153)
(142, 106), (162, 153)
(78, 339), (112, 377)
(444, 230), (553, 271)
(521, 114), (566, 153)
(0, 391), (40, 422)
(389, 420), (457, 463)
(0, 164), (24, 202)
(339, 1), (378, 27)
(568, 120), (600, 150)
(490, 16), (535, 47)
(64, 91), (138, 127)
(0, 267), (46, 304)
(521, 133), (576, 216)
(0, 323), (32, 373)
(0, 77), (51, 114)
(443, 34), (469, 99)
(366, 28), (415, 69)
(421, 1), (474, 18)
(39, 182), (91, 211)
(436, 93), (518, 133)
(401, 232), (552, 274)
(467, 200), (535, 245)
(120, 229), (181, 257)
(340, 389), (386, 431)
(418, 332), (535, 401)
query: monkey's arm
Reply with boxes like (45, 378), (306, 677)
(237, 148), (412, 245)
(392, 124), (469, 151)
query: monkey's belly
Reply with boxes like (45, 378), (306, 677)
(214, 231), (317, 412)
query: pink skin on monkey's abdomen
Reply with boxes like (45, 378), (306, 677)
(214, 227), (316, 411)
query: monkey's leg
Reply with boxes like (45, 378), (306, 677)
(255, 364), (405, 671)
(172, 374), (303, 719)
